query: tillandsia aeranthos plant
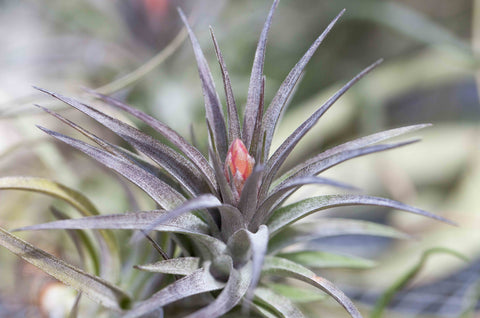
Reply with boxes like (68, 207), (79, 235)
(0, 1), (454, 317)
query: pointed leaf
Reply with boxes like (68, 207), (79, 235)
(210, 27), (241, 143)
(254, 286), (306, 318)
(262, 9), (346, 160)
(262, 256), (361, 318)
(178, 9), (228, 159)
(134, 194), (222, 241)
(218, 205), (245, 240)
(35, 87), (210, 195)
(209, 148), (235, 206)
(253, 176), (357, 228)
(124, 263), (225, 318)
(278, 251), (376, 269)
(87, 89), (217, 190)
(243, 0), (279, 149)
(260, 59), (383, 201)
(268, 218), (410, 253)
(268, 194), (454, 235)
(135, 257), (200, 276)
(38, 127), (184, 209)
(0, 227), (130, 311)
(282, 124), (431, 181)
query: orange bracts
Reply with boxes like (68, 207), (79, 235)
(224, 139), (255, 199)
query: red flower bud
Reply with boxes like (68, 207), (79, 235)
(224, 139), (255, 199)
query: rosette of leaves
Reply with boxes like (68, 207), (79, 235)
(0, 1), (453, 317)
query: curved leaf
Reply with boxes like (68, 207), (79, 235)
(245, 225), (269, 303)
(124, 263), (225, 318)
(185, 260), (251, 318)
(262, 256), (361, 318)
(0, 227), (130, 311)
(268, 194), (454, 235)
(254, 286), (306, 318)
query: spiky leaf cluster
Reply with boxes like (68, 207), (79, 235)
(0, 1), (452, 317)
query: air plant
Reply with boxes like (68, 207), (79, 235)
(0, 1), (453, 317)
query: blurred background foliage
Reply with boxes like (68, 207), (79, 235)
(0, 0), (478, 317)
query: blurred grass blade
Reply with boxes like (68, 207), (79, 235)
(68, 293), (82, 318)
(268, 283), (326, 303)
(135, 257), (200, 276)
(267, 194), (454, 235)
(278, 251), (376, 269)
(124, 263), (225, 318)
(262, 256), (361, 318)
(268, 218), (410, 253)
(0, 227), (130, 311)
(0, 176), (118, 279)
(254, 286), (306, 318)
(370, 247), (468, 318)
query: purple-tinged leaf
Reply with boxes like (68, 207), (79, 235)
(14, 210), (209, 235)
(259, 59), (383, 202)
(35, 87), (209, 196)
(86, 89), (217, 190)
(218, 205), (245, 241)
(178, 9), (228, 160)
(268, 194), (454, 235)
(210, 27), (241, 143)
(253, 176), (357, 228)
(254, 287), (306, 318)
(135, 257), (200, 276)
(0, 227), (130, 311)
(209, 148), (235, 206)
(283, 124), (431, 180)
(262, 9), (346, 161)
(133, 194), (222, 242)
(250, 76), (266, 162)
(238, 164), (264, 222)
(268, 218), (410, 253)
(38, 127), (184, 209)
(243, 0), (279, 149)
(262, 256), (362, 318)
(124, 263), (225, 318)
(280, 140), (419, 189)
(185, 260), (251, 318)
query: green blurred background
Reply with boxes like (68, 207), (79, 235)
(0, 0), (478, 317)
